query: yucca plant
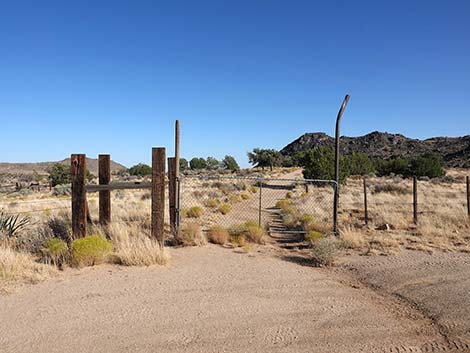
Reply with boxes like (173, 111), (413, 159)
(0, 210), (31, 237)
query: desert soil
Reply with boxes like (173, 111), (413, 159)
(1, 242), (470, 353)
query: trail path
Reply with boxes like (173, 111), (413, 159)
(0, 243), (457, 353)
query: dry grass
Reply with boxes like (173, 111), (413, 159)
(207, 225), (229, 245)
(109, 222), (170, 266)
(0, 245), (57, 292)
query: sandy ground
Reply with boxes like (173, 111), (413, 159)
(337, 250), (470, 350)
(1, 243), (466, 353)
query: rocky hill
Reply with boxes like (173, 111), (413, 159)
(280, 131), (470, 167)
(0, 158), (127, 175)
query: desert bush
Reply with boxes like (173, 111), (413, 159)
(53, 184), (71, 196)
(46, 216), (72, 243)
(371, 183), (409, 195)
(230, 233), (246, 247)
(42, 238), (69, 265)
(0, 211), (31, 237)
(48, 163), (71, 187)
(72, 235), (113, 267)
(299, 214), (315, 231)
(177, 223), (206, 246)
(218, 203), (232, 215)
(304, 231), (323, 243)
(207, 225), (229, 245)
(310, 237), (342, 266)
(275, 199), (292, 211)
(248, 186), (258, 193)
(205, 198), (220, 208)
(242, 221), (265, 244)
(187, 206), (203, 218)
(285, 191), (293, 199)
(240, 193), (250, 200)
(228, 194), (241, 203)
(180, 208), (188, 219)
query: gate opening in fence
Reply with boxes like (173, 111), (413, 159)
(178, 175), (337, 235)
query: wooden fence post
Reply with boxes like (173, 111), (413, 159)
(168, 157), (177, 234)
(363, 177), (368, 225)
(152, 148), (166, 245)
(71, 154), (87, 238)
(466, 176), (469, 217)
(99, 154), (111, 225)
(413, 176), (418, 225)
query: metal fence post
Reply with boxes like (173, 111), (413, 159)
(466, 175), (469, 217)
(258, 181), (262, 227)
(71, 154), (87, 238)
(363, 177), (368, 225)
(152, 147), (166, 246)
(168, 157), (177, 234)
(98, 154), (111, 225)
(333, 94), (350, 235)
(413, 176), (418, 225)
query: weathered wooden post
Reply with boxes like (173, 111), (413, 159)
(152, 148), (166, 245)
(71, 154), (87, 238)
(413, 176), (418, 225)
(168, 157), (177, 233)
(466, 176), (469, 217)
(363, 177), (368, 225)
(99, 154), (111, 225)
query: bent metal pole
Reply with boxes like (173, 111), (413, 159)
(333, 94), (350, 235)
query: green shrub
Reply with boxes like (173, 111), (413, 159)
(72, 235), (113, 266)
(187, 206), (204, 218)
(304, 231), (323, 243)
(53, 184), (71, 196)
(240, 193), (250, 200)
(410, 153), (445, 178)
(345, 152), (376, 176)
(43, 238), (69, 265)
(218, 203), (232, 215)
(48, 163), (70, 187)
(207, 225), (229, 245)
(228, 194), (241, 203)
(222, 155), (240, 172)
(205, 198), (220, 208)
(299, 147), (349, 183)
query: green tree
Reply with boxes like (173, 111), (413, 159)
(299, 147), (349, 183)
(222, 155), (240, 172)
(375, 157), (410, 177)
(48, 164), (71, 186)
(190, 157), (206, 170)
(179, 158), (189, 171)
(205, 157), (221, 170)
(409, 153), (445, 178)
(247, 148), (281, 171)
(128, 163), (152, 177)
(346, 152), (376, 176)
(48, 163), (93, 186)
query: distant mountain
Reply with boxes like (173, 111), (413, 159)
(280, 131), (470, 168)
(0, 158), (127, 175)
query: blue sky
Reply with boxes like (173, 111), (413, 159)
(1, 0), (469, 167)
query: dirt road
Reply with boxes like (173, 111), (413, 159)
(0, 244), (461, 353)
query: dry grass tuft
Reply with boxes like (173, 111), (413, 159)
(109, 222), (170, 266)
(0, 245), (57, 292)
(177, 222), (207, 246)
(207, 225), (229, 245)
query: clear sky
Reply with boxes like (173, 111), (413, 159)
(1, 0), (469, 167)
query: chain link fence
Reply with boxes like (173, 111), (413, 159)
(178, 175), (336, 235)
